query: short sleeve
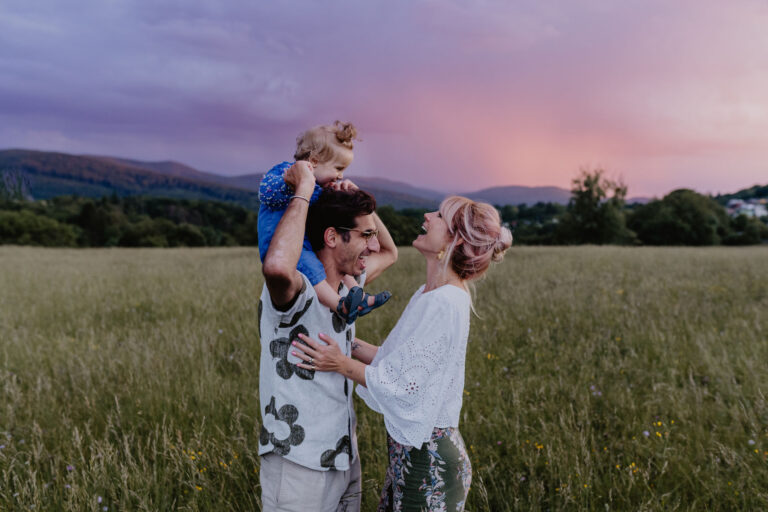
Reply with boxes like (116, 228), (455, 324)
(358, 298), (461, 447)
(261, 274), (314, 327)
(258, 162), (294, 210)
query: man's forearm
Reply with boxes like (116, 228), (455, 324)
(262, 167), (315, 306)
(364, 211), (398, 282)
(372, 211), (397, 259)
(265, 197), (310, 272)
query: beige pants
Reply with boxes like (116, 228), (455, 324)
(259, 453), (362, 512)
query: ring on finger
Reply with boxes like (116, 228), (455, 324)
(308, 356), (314, 365)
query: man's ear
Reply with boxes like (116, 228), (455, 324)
(324, 227), (338, 248)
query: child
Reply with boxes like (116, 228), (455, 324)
(258, 121), (390, 324)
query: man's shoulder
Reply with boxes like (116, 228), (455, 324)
(261, 272), (315, 314)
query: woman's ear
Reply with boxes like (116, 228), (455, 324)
(309, 156), (319, 166)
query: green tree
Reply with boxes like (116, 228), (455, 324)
(0, 210), (78, 246)
(628, 189), (731, 245)
(723, 214), (768, 245)
(556, 168), (635, 244)
(376, 206), (422, 246)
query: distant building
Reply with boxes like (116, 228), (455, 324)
(727, 198), (768, 218)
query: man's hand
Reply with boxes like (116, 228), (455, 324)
(283, 161), (316, 198)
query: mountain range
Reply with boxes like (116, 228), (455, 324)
(1, 148), (655, 209)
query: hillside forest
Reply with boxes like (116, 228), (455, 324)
(1, 169), (766, 247)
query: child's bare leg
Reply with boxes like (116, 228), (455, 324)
(314, 280), (343, 312)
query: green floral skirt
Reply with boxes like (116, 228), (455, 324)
(378, 427), (472, 512)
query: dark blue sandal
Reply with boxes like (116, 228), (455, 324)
(356, 290), (392, 318)
(336, 286), (365, 325)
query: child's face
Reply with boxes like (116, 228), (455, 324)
(311, 147), (353, 186)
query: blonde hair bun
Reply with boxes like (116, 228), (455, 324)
(333, 121), (358, 147)
(492, 227), (513, 262)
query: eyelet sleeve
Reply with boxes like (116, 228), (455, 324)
(358, 294), (465, 447)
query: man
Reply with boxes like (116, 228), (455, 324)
(258, 161), (398, 511)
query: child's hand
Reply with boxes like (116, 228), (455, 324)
(329, 179), (358, 192)
(284, 161), (316, 195)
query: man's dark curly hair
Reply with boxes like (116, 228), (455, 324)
(306, 189), (377, 252)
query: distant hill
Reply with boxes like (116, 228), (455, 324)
(91, 156), (225, 183)
(0, 149), (261, 209)
(463, 185), (572, 205)
(3, 148), (693, 210)
(714, 184), (768, 204)
(0, 150), (438, 210)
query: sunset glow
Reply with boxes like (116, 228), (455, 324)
(1, 0), (766, 197)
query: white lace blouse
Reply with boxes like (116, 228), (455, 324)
(356, 284), (471, 448)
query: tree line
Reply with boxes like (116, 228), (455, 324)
(503, 170), (768, 246)
(1, 169), (766, 247)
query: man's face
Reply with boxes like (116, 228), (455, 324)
(334, 214), (380, 277)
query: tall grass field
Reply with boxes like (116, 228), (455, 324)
(1, 246), (767, 511)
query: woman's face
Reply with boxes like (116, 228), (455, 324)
(413, 210), (453, 257)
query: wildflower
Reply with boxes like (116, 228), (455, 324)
(103, 508), (108, 512)
(748, 439), (756, 446)
(65, 485), (71, 490)
(195, 486), (203, 491)
(497, 441), (502, 445)
(218, 329), (223, 334)
(656, 421), (662, 426)
(97, 496), (102, 504)
(643, 431), (650, 437)
(519, 476), (526, 482)
(655, 432), (662, 438)
(66, 465), (75, 471)
(0, 445), (4, 449)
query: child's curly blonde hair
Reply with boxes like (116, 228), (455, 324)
(294, 121), (358, 163)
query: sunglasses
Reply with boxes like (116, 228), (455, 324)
(336, 227), (379, 241)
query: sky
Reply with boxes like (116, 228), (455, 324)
(1, 0), (767, 197)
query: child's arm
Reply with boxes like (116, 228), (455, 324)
(350, 337), (378, 364)
(313, 280), (342, 313)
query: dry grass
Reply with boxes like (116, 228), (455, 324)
(1, 246), (767, 510)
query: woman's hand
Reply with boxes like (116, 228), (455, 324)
(292, 333), (346, 373)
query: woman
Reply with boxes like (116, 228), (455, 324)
(292, 196), (512, 511)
